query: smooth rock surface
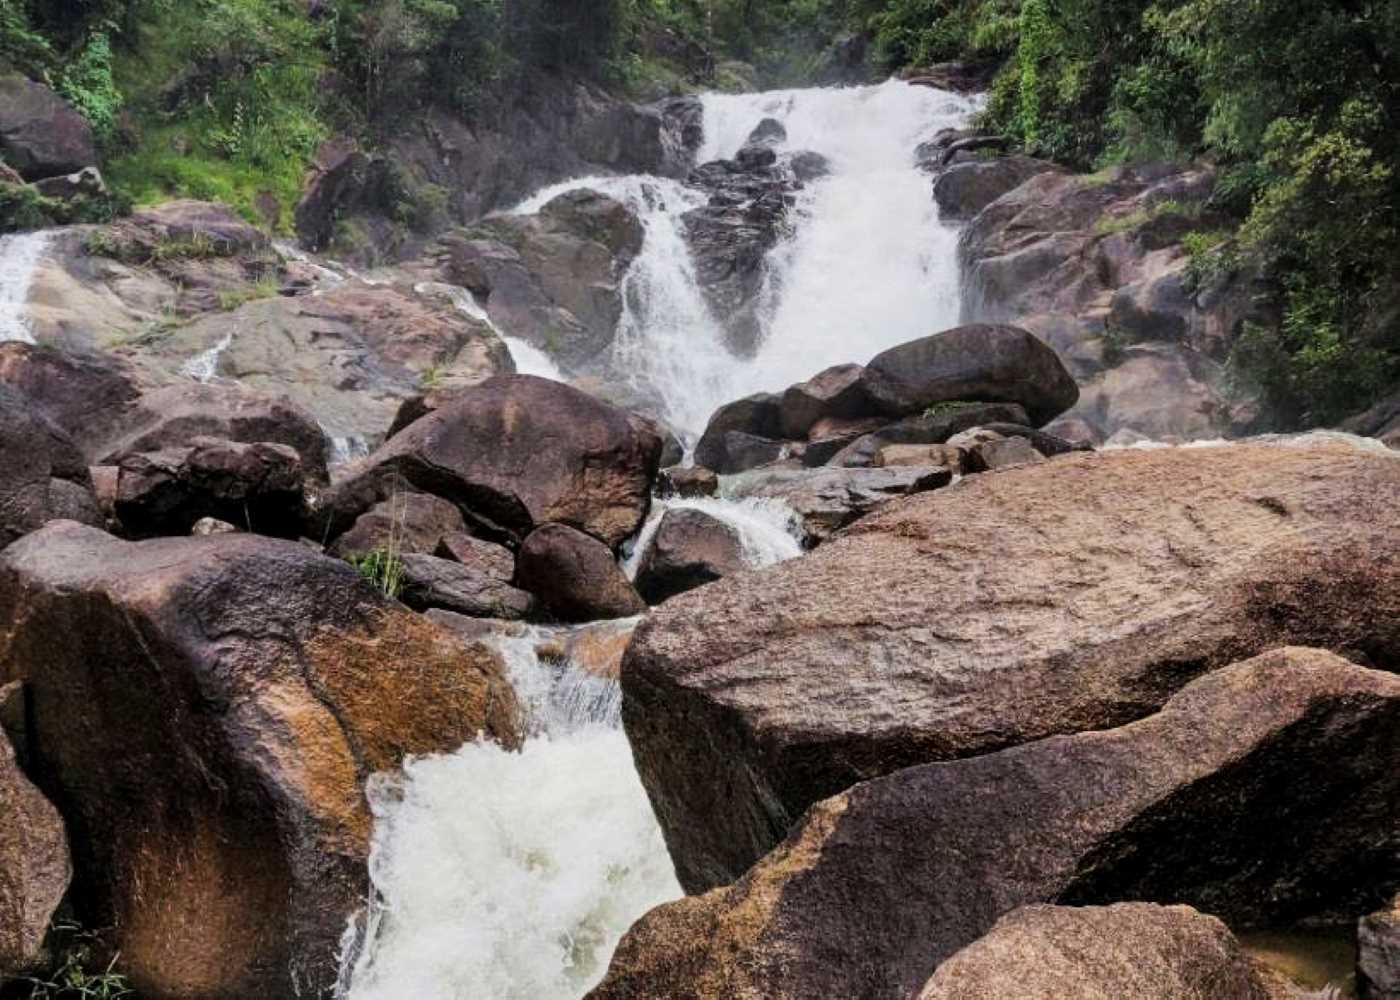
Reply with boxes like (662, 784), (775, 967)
(624, 441), (1400, 892)
(596, 649), (1400, 999)
(635, 509), (746, 604)
(397, 552), (535, 620)
(516, 523), (647, 622)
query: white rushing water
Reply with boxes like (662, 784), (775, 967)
(421, 279), (567, 381)
(0, 229), (55, 345)
(342, 79), (971, 1000)
(508, 80), (977, 442)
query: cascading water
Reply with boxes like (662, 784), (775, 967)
(0, 229), (55, 345)
(340, 79), (973, 1000)
(507, 81), (978, 442)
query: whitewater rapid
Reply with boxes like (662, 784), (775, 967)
(0, 229), (54, 345)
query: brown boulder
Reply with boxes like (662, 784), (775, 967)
(397, 553), (535, 620)
(517, 523), (647, 622)
(0, 386), (95, 548)
(327, 493), (467, 561)
(932, 156), (1061, 221)
(917, 904), (1292, 1000)
(778, 364), (875, 440)
(435, 531), (515, 581)
(97, 383), (331, 483)
(0, 726), (71, 979)
(0, 522), (518, 999)
(623, 441), (1400, 892)
(321, 376), (662, 548)
(114, 438), (305, 539)
(0, 343), (142, 444)
(635, 509), (746, 604)
(693, 393), (782, 473)
(861, 325), (1079, 427)
(595, 650), (1400, 999)
(0, 75), (96, 180)
(656, 466), (719, 500)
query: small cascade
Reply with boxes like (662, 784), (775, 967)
(623, 494), (804, 578)
(337, 625), (679, 1000)
(328, 433), (372, 467)
(0, 229), (55, 345)
(421, 280), (567, 381)
(180, 331), (233, 383)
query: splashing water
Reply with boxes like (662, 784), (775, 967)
(180, 331), (233, 382)
(622, 495), (804, 579)
(422, 280), (567, 381)
(0, 229), (55, 345)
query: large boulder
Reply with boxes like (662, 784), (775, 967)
(321, 376), (663, 549)
(516, 523), (647, 622)
(0, 726), (71, 980)
(0, 75), (96, 181)
(439, 189), (644, 369)
(593, 649), (1400, 999)
(327, 493), (468, 561)
(932, 156), (1061, 221)
(96, 383), (332, 483)
(861, 325), (1079, 427)
(0, 343), (142, 443)
(623, 441), (1400, 892)
(0, 387), (98, 547)
(693, 393), (783, 473)
(778, 364), (876, 440)
(635, 508), (746, 604)
(0, 522), (519, 999)
(114, 438), (305, 539)
(917, 903), (1292, 1000)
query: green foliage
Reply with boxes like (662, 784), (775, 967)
(24, 923), (134, 1000)
(352, 547), (406, 599)
(0, 181), (129, 233)
(57, 32), (123, 138)
(217, 275), (280, 310)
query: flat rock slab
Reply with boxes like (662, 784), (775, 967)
(623, 440), (1400, 892)
(595, 649), (1400, 1000)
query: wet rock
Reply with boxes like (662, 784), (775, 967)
(516, 523), (647, 622)
(779, 364), (877, 439)
(327, 493), (467, 561)
(694, 393), (783, 472)
(1360, 896), (1400, 1000)
(635, 509), (746, 605)
(0, 74), (96, 180)
(435, 531), (515, 582)
(918, 904), (1294, 1000)
(826, 401), (1031, 467)
(96, 383), (332, 484)
(317, 375), (663, 549)
(790, 151), (831, 182)
(0, 521), (518, 999)
(728, 465), (953, 546)
(534, 618), (639, 680)
(657, 466), (719, 499)
(933, 156), (1060, 221)
(0, 727), (71, 980)
(901, 61), (1000, 94)
(438, 189), (643, 369)
(861, 325), (1079, 427)
(114, 438), (305, 539)
(622, 442), (1400, 892)
(398, 553), (535, 620)
(596, 649), (1400, 999)
(0, 386), (96, 548)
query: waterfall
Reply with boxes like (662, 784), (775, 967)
(0, 229), (55, 345)
(340, 79), (974, 1000)
(505, 80), (977, 442)
(180, 330), (233, 383)
(420, 279), (567, 381)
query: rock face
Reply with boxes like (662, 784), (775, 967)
(516, 523), (647, 622)
(435, 531), (515, 581)
(917, 904), (1291, 1000)
(0, 75), (96, 180)
(635, 509), (746, 604)
(932, 155), (1060, 221)
(0, 522), (519, 1000)
(622, 441), (1400, 892)
(0, 727), (71, 980)
(861, 325), (1079, 427)
(397, 553), (535, 620)
(323, 376), (662, 548)
(438, 189), (644, 369)
(0, 387), (98, 547)
(1360, 897), (1400, 1000)
(96, 383), (332, 483)
(114, 438), (305, 539)
(594, 649), (1400, 1000)
(0, 343), (142, 443)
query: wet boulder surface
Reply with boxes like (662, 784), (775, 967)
(623, 441), (1400, 892)
(594, 648), (1400, 1000)
(0, 522), (519, 1000)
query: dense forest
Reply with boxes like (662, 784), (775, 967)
(1, 0), (1397, 425)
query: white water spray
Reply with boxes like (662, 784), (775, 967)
(180, 331), (232, 383)
(623, 495), (804, 579)
(0, 229), (55, 345)
(422, 279), (566, 381)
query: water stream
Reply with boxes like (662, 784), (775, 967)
(0, 229), (55, 345)
(335, 79), (975, 1000)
